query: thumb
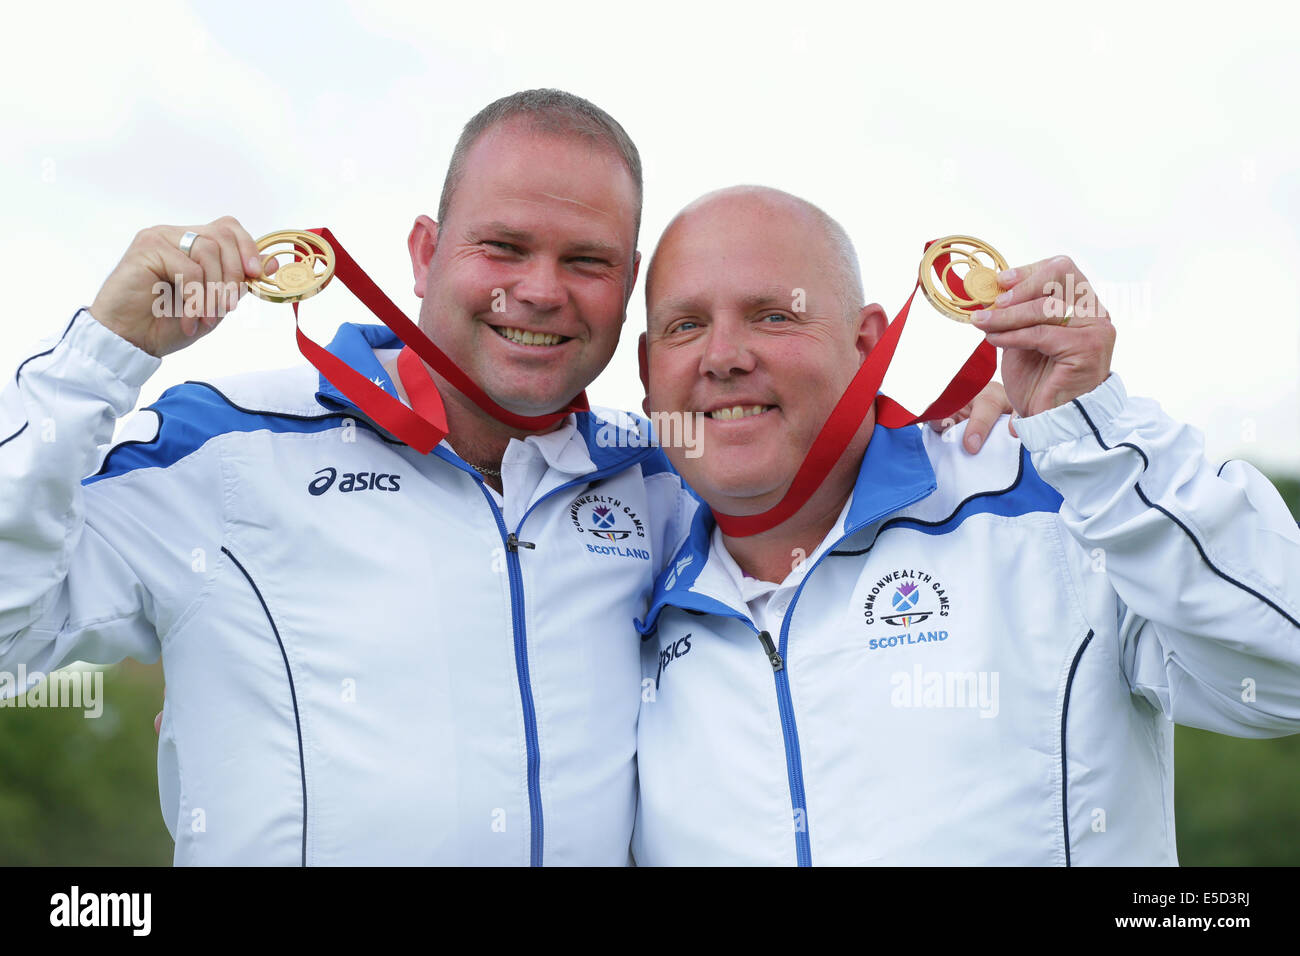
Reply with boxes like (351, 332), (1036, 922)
(245, 254), (279, 276)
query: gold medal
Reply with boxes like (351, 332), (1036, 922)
(245, 230), (336, 303)
(919, 235), (1009, 322)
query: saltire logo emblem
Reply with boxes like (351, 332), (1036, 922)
(588, 505), (631, 541)
(881, 582), (933, 627)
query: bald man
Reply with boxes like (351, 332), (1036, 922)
(0, 87), (1011, 866)
(631, 186), (1300, 865)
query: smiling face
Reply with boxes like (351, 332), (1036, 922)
(644, 188), (884, 514)
(409, 118), (641, 417)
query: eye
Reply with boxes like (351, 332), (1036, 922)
(571, 256), (610, 267)
(669, 319), (700, 334)
(760, 312), (791, 323)
(484, 241), (521, 254)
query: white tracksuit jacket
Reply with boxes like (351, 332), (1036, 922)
(633, 375), (1300, 865)
(0, 310), (688, 865)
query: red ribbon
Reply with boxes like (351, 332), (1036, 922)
(710, 242), (997, 538)
(289, 227), (589, 454)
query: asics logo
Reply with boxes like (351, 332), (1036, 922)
(308, 467), (402, 496)
(655, 633), (692, 688)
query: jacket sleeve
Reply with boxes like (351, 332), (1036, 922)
(0, 309), (215, 689)
(1016, 373), (1300, 737)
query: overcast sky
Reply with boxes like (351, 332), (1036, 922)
(4, 0), (1297, 473)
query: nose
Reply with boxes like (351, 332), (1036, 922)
(513, 257), (566, 312)
(698, 319), (756, 379)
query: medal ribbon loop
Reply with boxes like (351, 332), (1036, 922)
(287, 227), (589, 454)
(709, 242), (997, 538)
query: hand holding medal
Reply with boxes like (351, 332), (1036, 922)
(947, 246), (1118, 419)
(87, 216), (268, 358)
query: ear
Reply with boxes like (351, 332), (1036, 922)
(854, 303), (889, 364)
(408, 215), (439, 298)
(637, 331), (650, 412)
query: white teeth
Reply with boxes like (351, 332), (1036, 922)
(709, 405), (769, 420)
(494, 326), (565, 346)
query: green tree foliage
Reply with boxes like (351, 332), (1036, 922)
(0, 660), (171, 864)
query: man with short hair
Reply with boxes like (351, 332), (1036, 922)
(632, 185), (1300, 865)
(0, 89), (676, 865)
(0, 92), (1009, 865)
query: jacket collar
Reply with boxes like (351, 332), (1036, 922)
(313, 322), (403, 409)
(636, 421), (936, 635)
(313, 323), (659, 473)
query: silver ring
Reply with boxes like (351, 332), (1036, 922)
(178, 231), (201, 258)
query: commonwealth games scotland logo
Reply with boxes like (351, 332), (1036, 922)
(569, 493), (646, 542)
(863, 568), (953, 629)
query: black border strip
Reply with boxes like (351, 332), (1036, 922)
(186, 380), (404, 439)
(0, 311), (81, 450)
(1073, 400), (1299, 629)
(830, 447), (1030, 558)
(1060, 629), (1094, 867)
(222, 546), (308, 866)
(91, 379), (406, 478)
(1071, 398), (1148, 471)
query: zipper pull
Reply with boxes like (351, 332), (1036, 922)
(505, 533), (536, 552)
(756, 630), (784, 671)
